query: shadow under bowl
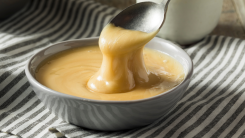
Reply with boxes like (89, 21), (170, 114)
(25, 37), (193, 131)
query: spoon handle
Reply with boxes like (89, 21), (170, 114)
(161, 0), (171, 12)
(159, 0), (171, 29)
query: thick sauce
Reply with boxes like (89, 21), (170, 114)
(87, 24), (159, 93)
(35, 24), (185, 101)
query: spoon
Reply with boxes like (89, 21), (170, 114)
(110, 0), (170, 33)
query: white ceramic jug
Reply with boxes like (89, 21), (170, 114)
(137, 0), (223, 45)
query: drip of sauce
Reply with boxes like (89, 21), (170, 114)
(35, 24), (185, 101)
(87, 24), (159, 93)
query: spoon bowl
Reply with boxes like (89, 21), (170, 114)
(110, 0), (170, 33)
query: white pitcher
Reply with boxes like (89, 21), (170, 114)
(137, 0), (223, 45)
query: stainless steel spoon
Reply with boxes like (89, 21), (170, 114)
(110, 0), (170, 33)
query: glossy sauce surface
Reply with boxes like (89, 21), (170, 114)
(35, 46), (185, 101)
(35, 24), (185, 101)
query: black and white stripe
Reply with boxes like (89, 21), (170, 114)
(0, 0), (245, 138)
(0, 0), (118, 137)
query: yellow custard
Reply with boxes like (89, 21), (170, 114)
(35, 24), (185, 101)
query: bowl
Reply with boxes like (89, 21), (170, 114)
(25, 37), (193, 131)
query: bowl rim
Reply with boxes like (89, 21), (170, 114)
(25, 37), (193, 104)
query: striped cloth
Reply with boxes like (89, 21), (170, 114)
(0, 0), (245, 138)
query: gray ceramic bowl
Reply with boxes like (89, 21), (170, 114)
(25, 37), (193, 131)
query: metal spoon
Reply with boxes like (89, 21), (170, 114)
(110, 0), (170, 33)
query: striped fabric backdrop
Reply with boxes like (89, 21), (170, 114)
(0, 0), (245, 138)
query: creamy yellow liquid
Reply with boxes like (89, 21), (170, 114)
(35, 24), (185, 101)
(87, 24), (160, 94)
